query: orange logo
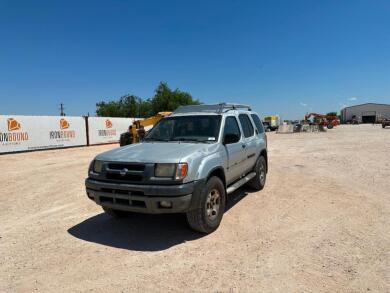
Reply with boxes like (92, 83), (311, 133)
(105, 119), (113, 129)
(60, 118), (70, 130)
(7, 118), (21, 131)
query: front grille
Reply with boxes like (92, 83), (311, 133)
(105, 162), (146, 182)
(99, 195), (146, 208)
(106, 173), (143, 181)
(108, 163), (145, 171)
(96, 186), (147, 208)
(100, 196), (114, 204)
(101, 188), (144, 196)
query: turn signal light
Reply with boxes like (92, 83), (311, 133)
(175, 163), (188, 180)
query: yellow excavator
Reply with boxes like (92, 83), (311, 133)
(120, 112), (172, 146)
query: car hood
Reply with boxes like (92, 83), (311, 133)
(95, 142), (219, 163)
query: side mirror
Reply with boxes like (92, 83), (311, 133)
(223, 133), (240, 144)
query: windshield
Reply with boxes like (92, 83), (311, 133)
(145, 115), (222, 143)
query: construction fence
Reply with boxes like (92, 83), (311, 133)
(0, 115), (138, 154)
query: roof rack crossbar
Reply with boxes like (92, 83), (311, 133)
(173, 103), (252, 114)
(218, 103), (252, 113)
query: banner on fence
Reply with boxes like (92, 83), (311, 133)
(0, 115), (87, 153)
(87, 117), (137, 145)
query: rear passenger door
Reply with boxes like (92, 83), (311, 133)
(238, 113), (259, 173)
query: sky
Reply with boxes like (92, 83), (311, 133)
(1, 0), (390, 119)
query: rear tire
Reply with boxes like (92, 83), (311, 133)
(248, 156), (267, 191)
(102, 207), (130, 218)
(186, 176), (226, 234)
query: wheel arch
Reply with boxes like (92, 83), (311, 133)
(206, 167), (226, 188)
(260, 149), (268, 173)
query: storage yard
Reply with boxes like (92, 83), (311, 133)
(1, 124), (389, 292)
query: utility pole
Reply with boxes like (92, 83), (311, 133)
(59, 103), (66, 116)
(138, 98), (141, 118)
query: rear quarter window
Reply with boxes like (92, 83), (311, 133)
(251, 114), (264, 133)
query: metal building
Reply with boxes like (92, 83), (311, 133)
(340, 103), (390, 123)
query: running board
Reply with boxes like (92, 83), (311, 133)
(226, 172), (256, 194)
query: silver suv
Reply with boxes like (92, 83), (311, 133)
(85, 103), (268, 233)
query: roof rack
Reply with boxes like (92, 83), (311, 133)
(219, 103), (252, 112)
(174, 103), (252, 114)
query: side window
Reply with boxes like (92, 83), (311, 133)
(239, 114), (254, 138)
(224, 116), (241, 141)
(251, 114), (264, 133)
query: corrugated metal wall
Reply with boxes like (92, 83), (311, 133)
(341, 104), (390, 123)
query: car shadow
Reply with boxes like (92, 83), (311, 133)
(225, 186), (251, 212)
(68, 186), (253, 251)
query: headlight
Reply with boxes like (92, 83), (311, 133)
(155, 163), (188, 180)
(93, 160), (103, 173)
(155, 163), (176, 178)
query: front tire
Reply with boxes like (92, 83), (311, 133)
(248, 156), (267, 191)
(186, 176), (226, 234)
(102, 207), (130, 218)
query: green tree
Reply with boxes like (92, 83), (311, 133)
(96, 95), (140, 117)
(95, 100), (122, 117)
(95, 82), (200, 117)
(138, 99), (153, 118)
(151, 82), (200, 114)
(326, 112), (338, 117)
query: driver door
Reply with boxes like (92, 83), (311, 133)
(223, 116), (246, 185)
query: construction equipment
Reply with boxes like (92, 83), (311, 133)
(120, 112), (172, 146)
(351, 115), (359, 124)
(263, 115), (280, 131)
(382, 118), (390, 128)
(304, 113), (340, 129)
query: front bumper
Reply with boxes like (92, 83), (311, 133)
(85, 178), (205, 214)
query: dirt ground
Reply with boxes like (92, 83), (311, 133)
(1, 124), (389, 292)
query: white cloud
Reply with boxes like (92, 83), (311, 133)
(348, 97), (358, 101)
(300, 102), (308, 107)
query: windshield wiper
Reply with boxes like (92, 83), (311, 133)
(171, 138), (211, 143)
(196, 139), (216, 143)
(144, 138), (169, 142)
(171, 138), (196, 141)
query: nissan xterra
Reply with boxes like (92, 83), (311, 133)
(85, 103), (268, 233)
